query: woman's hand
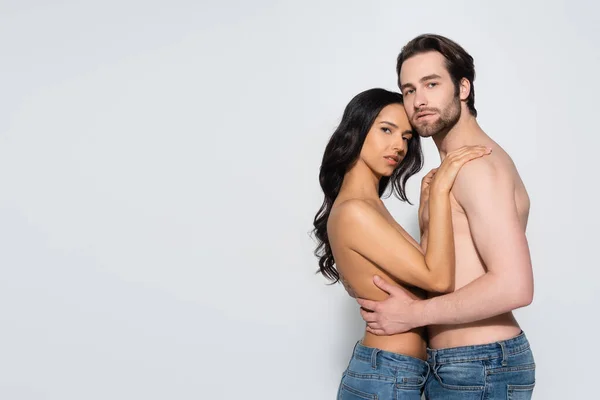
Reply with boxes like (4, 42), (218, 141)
(430, 145), (492, 194)
(418, 168), (437, 233)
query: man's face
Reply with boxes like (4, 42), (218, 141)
(399, 51), (461, 138)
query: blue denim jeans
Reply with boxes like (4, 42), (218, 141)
(337, 341), (430, 399)
(424, 331), (536, 399)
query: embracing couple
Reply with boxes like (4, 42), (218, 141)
(313, 34), (536, 399)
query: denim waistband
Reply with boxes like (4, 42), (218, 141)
(352, 341), (429, 374)
(427, 331), (531, 364)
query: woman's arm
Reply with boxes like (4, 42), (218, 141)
(332, 191), (452, 293)
(333, 145), (491, 293)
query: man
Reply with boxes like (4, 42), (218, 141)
(356, 34), (536, 399)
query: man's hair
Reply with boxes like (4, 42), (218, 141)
(396, 34), (477, 117)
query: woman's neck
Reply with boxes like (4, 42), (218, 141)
(339, 160), (381, 200)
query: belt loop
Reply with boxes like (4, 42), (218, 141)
(371, 348), (380, 369)
(499, 341), (508, 367)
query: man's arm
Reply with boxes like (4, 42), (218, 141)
(414, 158), (534, 326)
(358, 158), (534, 333)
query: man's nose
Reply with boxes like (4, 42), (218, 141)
(413, 90), (427, 108)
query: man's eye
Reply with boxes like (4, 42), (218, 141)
(405, 89), (414, 95)
(427, 82), (438, 88)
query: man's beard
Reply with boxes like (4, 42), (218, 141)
(413, 96), (461, 138)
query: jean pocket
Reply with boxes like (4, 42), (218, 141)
(507, 383), (535, 399)
(433, 361), (485, 391)
(340, 370), (394, 400)
(338, 383), (378, 400)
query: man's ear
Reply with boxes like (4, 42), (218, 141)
(459, 77), (470, 101)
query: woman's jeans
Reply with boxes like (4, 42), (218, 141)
(337, 341), (429, 399)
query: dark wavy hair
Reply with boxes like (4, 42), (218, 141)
(312, 88), (424, 283)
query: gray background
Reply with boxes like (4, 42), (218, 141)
(0, 0), (597, 398)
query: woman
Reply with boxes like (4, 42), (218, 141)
(312, 88), (490, 399)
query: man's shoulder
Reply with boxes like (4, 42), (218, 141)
(454, 154), (501, 187)
(452, 152), (514, 205)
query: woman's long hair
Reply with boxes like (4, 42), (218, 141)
(312, 88), (424, 283)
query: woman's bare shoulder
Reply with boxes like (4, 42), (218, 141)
(329, 198), (381, 225)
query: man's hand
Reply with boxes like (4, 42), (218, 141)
(356, 275), (425, 335)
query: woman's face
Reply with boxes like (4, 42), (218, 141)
(359, 103), (414, 177)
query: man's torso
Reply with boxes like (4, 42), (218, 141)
(421, 142), (530, 349)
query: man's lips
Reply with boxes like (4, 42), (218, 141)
(415, 111), (437, 120)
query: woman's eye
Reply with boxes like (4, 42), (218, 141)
(382, 127), (391, 134)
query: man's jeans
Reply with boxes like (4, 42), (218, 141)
(425, 331), (536, 399)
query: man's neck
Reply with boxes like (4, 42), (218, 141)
(432, 112), (488, 161)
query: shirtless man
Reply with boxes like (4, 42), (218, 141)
(356, 34), (536, 399)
